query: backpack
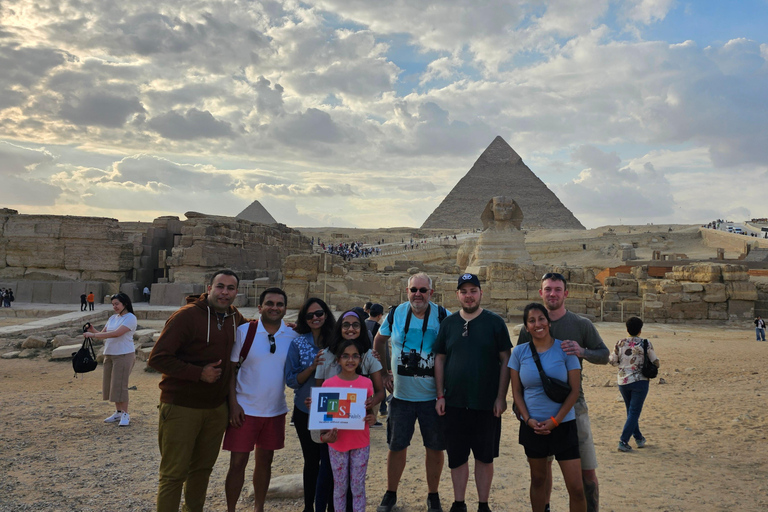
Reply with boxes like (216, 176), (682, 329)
(72, 338), (98, 377)
(640, 339), (658, 379)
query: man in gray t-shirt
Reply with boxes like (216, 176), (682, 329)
(517, 272), (608, 512)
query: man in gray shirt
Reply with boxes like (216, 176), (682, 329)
(517, 272), (609, 512)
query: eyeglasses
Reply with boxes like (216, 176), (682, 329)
(462, 321), (469, 337)
(341, 322), (361, 330)
(409, 287), (429, 294)
(541, 272), (566, 282)
(268, 334), (276, 354)
(305, 310), (325, 320)
(340, 353), (361, 360)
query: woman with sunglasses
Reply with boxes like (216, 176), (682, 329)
(84, 292), (138, 427)
(285, 298), (336, 512)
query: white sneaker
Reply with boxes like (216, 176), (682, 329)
(104, 411), (122, 423)
(118, 412), (130, 427)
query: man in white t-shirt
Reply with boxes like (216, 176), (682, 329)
(223, 287), (296, 512)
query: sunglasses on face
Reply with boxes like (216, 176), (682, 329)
(409, 287), (429, 294)
(305, 310), (325, 320)
(268, 334), (276, 354)
(541, 272), (565, 281)
(341, 322), (361, 330)
(340, 353), (361, 360)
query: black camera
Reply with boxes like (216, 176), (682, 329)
(397, 349), (434, 377)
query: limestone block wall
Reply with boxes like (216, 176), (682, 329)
(0, 210), (134, 298)
(167, 213), (311, 285)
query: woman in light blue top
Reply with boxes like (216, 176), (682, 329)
(284, 297), (335, 512)
(509, 303), (585, 512)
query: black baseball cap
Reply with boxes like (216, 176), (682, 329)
(457, 273), (481, 289)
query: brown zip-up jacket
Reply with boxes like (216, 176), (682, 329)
(148, 293), (247, 409)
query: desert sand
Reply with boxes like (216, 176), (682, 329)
(2, 321), (767, 511)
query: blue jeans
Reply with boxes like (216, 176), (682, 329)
(756, 327), (765, 341)
(618, 380), (649, 444)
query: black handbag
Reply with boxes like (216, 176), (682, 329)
(72, 338), (98, 377)
(530, 345), (572, 403)
(641, 339), (658, 379)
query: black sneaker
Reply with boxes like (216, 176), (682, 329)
(449, 502), (467, 512)
(477, 504), (491, 512)
(427, 493), (443, 512)
(377, 491), (397, 512)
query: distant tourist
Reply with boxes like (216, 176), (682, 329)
(84, 292), (138, 426)
(517, 272), (609, 512)
(755, 316), (766, 341)
(148, 270), (247, 512)
(2, 288), (13, 308)
(80, 293), (88, 311)
(434, 274), (511, 512)
(87, 291), (95, 311)
(143, 285), (151, 302)
(609, 317), (660, 452)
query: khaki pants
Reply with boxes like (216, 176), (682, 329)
(156, 402), (228, 512)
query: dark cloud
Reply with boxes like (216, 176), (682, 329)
(59, 93), (145, 127)
(112, 155), (235, 192)
(271, 108), (343, 145)
(146, 108), (235, 140)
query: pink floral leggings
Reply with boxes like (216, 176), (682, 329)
(328, 445), (370, 512)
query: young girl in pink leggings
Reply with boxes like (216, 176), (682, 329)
(319, 331), (376, 512)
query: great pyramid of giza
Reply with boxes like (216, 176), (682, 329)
(236, 200), (277, 225)
(421, 136), (585, 230)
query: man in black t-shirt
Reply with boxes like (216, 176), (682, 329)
(434, 274), (511, 512)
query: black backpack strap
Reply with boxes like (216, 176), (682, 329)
(437, 305), (447, 323)
(385, 306), (396, 332)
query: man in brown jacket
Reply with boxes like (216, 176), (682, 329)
(148, 269), (247, 512)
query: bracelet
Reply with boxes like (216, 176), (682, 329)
(437, 396), (445, 400)
(550, 416), (559, 427)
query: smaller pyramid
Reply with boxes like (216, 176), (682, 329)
(236, 200), (277, 225)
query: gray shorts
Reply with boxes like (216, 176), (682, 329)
(386, 397), (447, 452)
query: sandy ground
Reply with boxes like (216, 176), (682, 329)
(2, 321), (768, 512)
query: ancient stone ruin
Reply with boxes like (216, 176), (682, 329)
(0, 209), (310, 305)
(421, 136), (585, 231)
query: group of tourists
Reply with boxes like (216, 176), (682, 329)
(82, 267), (661, 512)
(0, 287), (13, 307)
(323, 241), (380, 260)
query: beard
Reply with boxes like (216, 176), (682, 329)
(461, 303), (479, 314)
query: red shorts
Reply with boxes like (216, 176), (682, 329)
(223, 413), (287, 452)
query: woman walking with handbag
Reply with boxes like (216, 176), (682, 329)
(509, 303), (585, 512)
(609, 316), (660, 452)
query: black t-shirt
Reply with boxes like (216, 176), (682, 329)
(434, 309), (512, 410)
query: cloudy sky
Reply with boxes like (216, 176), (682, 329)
(2, 0), (767, 228)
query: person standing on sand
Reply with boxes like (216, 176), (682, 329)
(516, 272), (609, 512)
(87, 291), (95, 311)
(609, 317), (660, 452)
(80, 293), (88, 312)
(148, 270), (247, 512)
(373, 273), (449, 512)
(434, 273), (511, 512)
(754, 316), (766, 341)
(224, 288), (296, 512)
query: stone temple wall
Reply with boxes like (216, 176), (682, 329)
(283, 255), (757, 325)
(0, 209), (134, 301)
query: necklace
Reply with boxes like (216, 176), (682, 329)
(216, 314), (225, 330)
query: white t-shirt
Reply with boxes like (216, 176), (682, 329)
(230, 321), (296, 417)
(103, 313), (138, 356)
